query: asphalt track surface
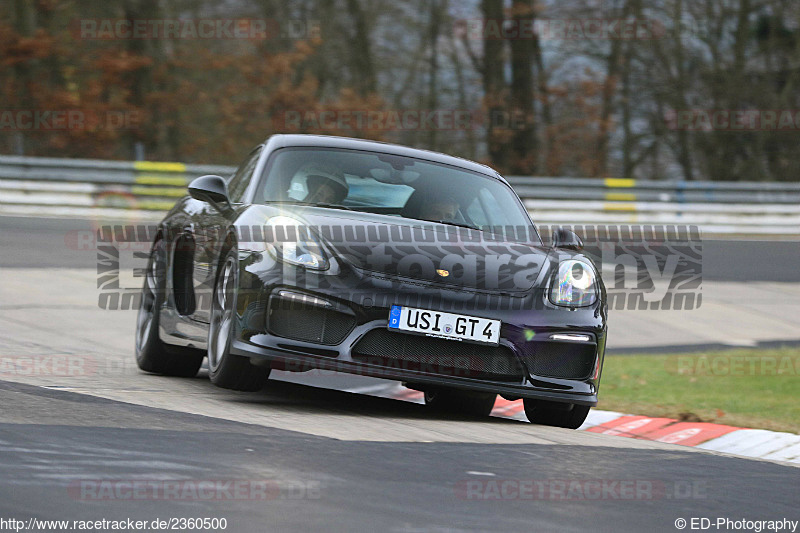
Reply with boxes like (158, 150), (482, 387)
(1, 380), (798, 533)
(0, 215), (798, 532)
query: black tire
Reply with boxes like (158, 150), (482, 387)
(135, 238), (204, 377)
(424, 387), (496, 418)
(207, 247), (270, 392)
(523, 399), (590, 429)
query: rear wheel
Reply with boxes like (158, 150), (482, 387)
(424, 387), (496, 418)
(523, 399), (590, 429)
(207, 247), (270, 392)
(135, 239), (204, 377)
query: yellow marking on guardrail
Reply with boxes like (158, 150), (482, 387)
(604, 178), (636, 188)
(136, 200), (178, 210)
(604, 192), (637, 201)
(603, 203), (638, 212)
(135, 175), (189, 186)
(131, 186), (187, 198)
(133, 161), (187, 172)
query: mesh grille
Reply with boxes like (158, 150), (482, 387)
(267, 298), (356, 345)
(351, 329), (524, 382)
(519, 341), (596, 379)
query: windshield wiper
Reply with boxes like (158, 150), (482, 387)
(428, 220), (480, 231)
(312, 202), (353, 211)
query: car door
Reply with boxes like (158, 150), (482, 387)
(191, 146), (262, 323)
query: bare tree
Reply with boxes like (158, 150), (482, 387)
(507, 0), (537, 174)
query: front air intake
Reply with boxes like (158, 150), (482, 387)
(518, 340), (597, 380)
(351, 329), (525, 382)
(267, 292), (356, 345)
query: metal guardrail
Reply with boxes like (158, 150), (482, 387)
(0, 154), (234, 184)
(506, 176), (800, 204)
(0, 155), (799, 235)
(0, 155), (234, 211)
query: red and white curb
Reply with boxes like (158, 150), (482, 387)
(347, 384), (800, 465)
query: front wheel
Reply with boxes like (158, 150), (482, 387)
(135, 238), (204, 377)
(424, 387), (496, 418)
(207, 247), (270, 392)
(523, 399), (590, 429)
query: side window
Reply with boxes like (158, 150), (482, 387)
(227, 147), (262, 203)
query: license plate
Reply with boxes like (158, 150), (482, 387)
(387, 305), (501, 345)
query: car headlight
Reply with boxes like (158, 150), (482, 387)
(550, 259), (597, 307)
(266, 215), (329, 270)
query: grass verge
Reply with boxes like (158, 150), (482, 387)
(597, 347), (800, 433)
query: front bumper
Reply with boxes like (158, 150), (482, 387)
(232, 313), (605, 406)
(232, 245), (607, 407)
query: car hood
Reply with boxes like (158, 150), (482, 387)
(293, 209), (550, 293)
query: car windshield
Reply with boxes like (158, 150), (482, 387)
(255, 147), (534, 233)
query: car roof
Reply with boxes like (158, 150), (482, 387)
(264, 134), (506, 183)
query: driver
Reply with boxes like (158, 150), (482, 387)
(418, 193), (460, 223)
(292, 163), (349, 204)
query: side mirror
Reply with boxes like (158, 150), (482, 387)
(188, 175), (231, 210)
(552, 228), (583, 251)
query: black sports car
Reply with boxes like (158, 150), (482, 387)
(135, 134), (607, 428)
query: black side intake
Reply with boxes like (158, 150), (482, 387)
(518, 340), (597, 380)
(267, 292), (356, 345)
